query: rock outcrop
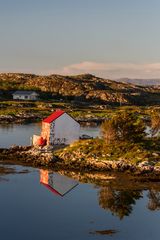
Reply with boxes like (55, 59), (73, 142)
(0, 146), (56, 167)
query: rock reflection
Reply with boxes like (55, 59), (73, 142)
(98, 186), (142, 219)
(148, 190), (160, 211)
(0, 164), (30, 181)
(90, 229), (118, 236)
(0, 166), (15, 176)
(57, 170), (160, 218)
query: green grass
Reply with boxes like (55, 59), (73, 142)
(0, 101), (159, 124)
(56, 138), (160, 165)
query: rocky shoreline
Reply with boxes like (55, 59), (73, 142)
(0, 146), (55, 167)
(0, 145), (160, 180)
(0, 114), (41, 124)
(0, 114), (103, 126)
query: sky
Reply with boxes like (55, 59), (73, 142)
(1, 0), (160, 78)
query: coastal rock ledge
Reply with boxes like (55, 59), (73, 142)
(0, 145), (160, 179)
(0, 146), (56, 167)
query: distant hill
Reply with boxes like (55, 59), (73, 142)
(116, 78), (160, 86)
(0, 73), (160, 106)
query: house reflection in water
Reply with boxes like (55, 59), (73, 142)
(40, 170), (79, 197)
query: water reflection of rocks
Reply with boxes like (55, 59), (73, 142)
(100, 185), (160, 219)
(99, 187), (160, 219)
(58, 170), (160, 219)
(1, 165), (160, 219)
(99, 187), (142, 219)
(148, 190), (160, 211)
(0, 164), (30, 181)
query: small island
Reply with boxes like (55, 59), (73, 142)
(0, 106), (159, 180)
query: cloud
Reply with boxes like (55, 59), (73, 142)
(2, 61), (160, 79)
(50, 61), (160, 79)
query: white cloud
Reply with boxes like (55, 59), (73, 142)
(2, 61), (160, 79)
(50, 61), (160, 79)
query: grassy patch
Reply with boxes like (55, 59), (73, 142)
(55, 138), (160, 165)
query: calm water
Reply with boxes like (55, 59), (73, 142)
(0, 164), (160, 240)
(0, 123), (100, 148)
(0, 124), (160, 239)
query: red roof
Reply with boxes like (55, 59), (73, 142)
(40, 182), (62, 197)
(43, 109), (65, 123)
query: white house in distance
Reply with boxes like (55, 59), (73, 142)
(40, 109), (80, 145)
(12, 91), (39, 100)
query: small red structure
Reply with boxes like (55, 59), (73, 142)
(37, 136), (46, 147)
(32, 135), (46, 147)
